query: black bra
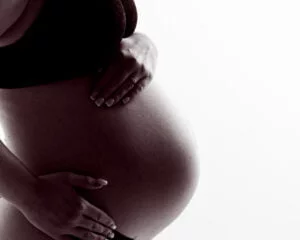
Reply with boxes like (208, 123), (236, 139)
(0, 0), (138, 88)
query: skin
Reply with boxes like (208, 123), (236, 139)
(19, 172), (117, 240)
(0, 77), (199, 240)
(0, 0), (200, 239)
(89, 32), (158, 108)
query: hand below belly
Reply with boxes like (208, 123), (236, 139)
(0, 79), (199, 239)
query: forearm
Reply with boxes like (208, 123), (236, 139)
(0, 140), (39, 208)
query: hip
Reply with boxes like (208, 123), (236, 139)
(0, 76), (199, 239)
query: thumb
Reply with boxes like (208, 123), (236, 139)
(67, 172), (108, 189)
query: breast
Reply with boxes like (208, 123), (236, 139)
(0, 77), (199, 239)
(0, 0), (137, 88)
(0, 0), (29, 37)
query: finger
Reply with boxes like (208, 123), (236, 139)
(94, 63), (118, 91)
(106, 72), (140, 106)
(76, 217), (115, 239)
(121, 75), (151, 105)
(89, 63), (118, 100)
(68, 227), (108, 240)
(67, 173), (108, 189)
(81, 198), (117, 230)
(91, 52), (139, 107)
(90, 55), (127, 99)
(94, 68), (135, 108)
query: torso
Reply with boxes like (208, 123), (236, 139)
(0, 1), (198, 239)
(0, 75), (199, 240)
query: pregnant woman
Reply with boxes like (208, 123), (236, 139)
(0, 0), (200, 240)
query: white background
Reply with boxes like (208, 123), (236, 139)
(135, 0), (300, 239)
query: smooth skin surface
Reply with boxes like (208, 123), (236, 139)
(0, 76), (199, 240)
(0, 0), (199, 239)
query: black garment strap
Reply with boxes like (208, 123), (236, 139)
(0, 0), (138, 88)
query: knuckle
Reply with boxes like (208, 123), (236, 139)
(128, 83), (135, 90)
(77, 200), (86, 213)
(83, 231), (91, 239)
(90, 222), (97, 231)
(137, 84), (144, 92)
(96, 213), (103, 222)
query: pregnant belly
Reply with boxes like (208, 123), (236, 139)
(0, 76), (199, 240)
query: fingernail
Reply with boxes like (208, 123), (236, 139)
(122, 97), (130, 104)
(95, 98), (105, 107)
(105, 98), (115, 107)
(97, 179), (108, 185)
(90, 92), (98, 101)
(111, 224), (117, 230)
(108, 232), (115, 239)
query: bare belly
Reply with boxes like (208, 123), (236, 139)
(0, 75), (199, 240)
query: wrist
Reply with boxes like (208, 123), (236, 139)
(133, 32), (158, 57)
(7, 175), (40, 209)
(0, 140), (40, 208)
